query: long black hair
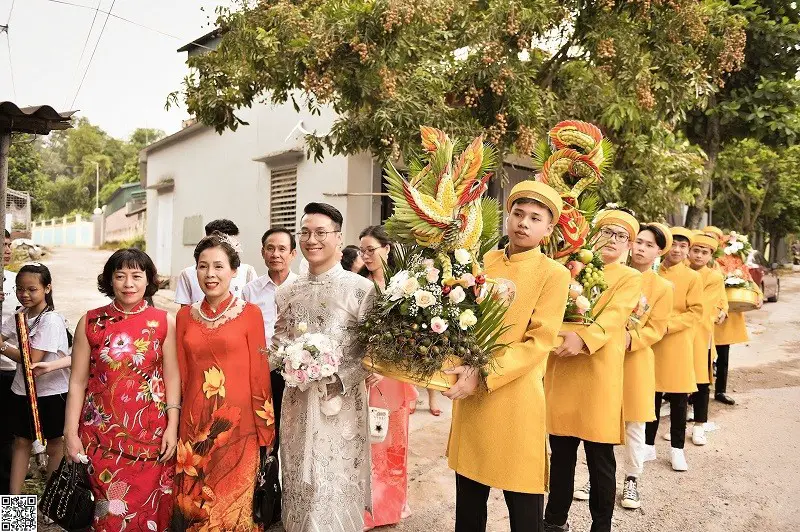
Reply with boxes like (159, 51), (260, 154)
(358, 225), (395, 278)
(17, 263), (55, 311)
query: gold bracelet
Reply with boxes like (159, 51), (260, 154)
(165, 404), (182, 412)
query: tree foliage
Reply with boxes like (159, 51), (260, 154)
(6, 121), (164, 219)
(171, 0), (745, 175)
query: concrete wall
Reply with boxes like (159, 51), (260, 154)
(143, 100), (379, 283)
(104, 209), (145, 243)
(31, 215), (95, 247)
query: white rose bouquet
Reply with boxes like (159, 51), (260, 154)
(274, 325), (341, 389)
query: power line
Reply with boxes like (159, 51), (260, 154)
(4, 31), (17, 101)
(43, 0), (214, 50)
(69, 0), (115, 109)
(6, 0), (15, 24)
(63, 0), (102, 108)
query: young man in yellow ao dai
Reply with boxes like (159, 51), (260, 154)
(686, 233), (726, 446)
(643, 227), (703, 472)
(444, 180), (570, 532)
(544, 208), (642, 532)
(618, 223), (673, 510)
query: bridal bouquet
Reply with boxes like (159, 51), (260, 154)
(274, 325), (340, 388)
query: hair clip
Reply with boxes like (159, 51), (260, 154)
(218, 234), (243, 254)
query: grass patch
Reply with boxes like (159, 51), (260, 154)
(100, 235), (146, 251)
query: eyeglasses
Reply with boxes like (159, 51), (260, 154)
(600, 227), (630, 243)
(297, 229), (341, 242)
(358, 246), (384, 257)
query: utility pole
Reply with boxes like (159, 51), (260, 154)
(95, 160), (100, 211)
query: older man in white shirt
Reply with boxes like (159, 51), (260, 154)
(242, 226), (297, 522)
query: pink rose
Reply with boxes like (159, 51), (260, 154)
(307, 363), (322, 380)
(300, 349), (314, 366)
(460, 273), (476, 287)
(426, 268), (440, 283)
(422, 259), (435, 269)
(295, 370), (309, 384)
(430, 316), (448, 334)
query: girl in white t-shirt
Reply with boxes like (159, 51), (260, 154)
(0, 263), (70, 494)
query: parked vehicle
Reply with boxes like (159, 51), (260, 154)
(747, 250), (780, 303)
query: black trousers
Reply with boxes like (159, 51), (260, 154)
(691, 384), (710, 423)
(715, 345), (731, 395)
(544, 435), (616, 532)
(455, 473), (544, 532)
(269, 370), (286, 520)
(645, 392), (687, 448)
(0, 370), (15, 494)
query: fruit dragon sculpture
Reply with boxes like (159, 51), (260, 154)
(384, 126), (501, 281)
(533, 120), (611, 260)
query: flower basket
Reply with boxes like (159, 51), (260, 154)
(725, 287), (760, 313)
(362, 354), (461, 391)
(551, 321), (590, 355)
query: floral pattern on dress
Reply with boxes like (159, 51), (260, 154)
(80, 303), (174, 532)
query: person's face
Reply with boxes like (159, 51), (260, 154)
(263, 232), (296, 274)
(350, 254), (365, 273)
(506, 201), (554, 251)
(667, 239), (690, 265)
(688, 245), (713, 269)
(299, 213), (342, 267)
(15, 272), (50, 309)
(3, 238), (11, 264)
(197, 246), (237, 300)
(631, 230), (662, 268)
(359, 236), (390, 274)
(598, 224), (632, 264)
(111, 267), (148, 307)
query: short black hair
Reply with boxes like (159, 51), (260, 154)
(194, 231), (242, 269)
(204, 219), (239, 236)
(303, 202), (343, 230)
(4, 229), (10, 239)
(673, 235), (691, 245)
(97, 248), (159, 298)
(640, 224), (667, 250)
(510, 197), (554, 221)
(261, 227), (296, 250)
(341, 245), (360, 272)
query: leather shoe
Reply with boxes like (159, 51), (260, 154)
(715, 393), (735, 405)
(544, 523), (570, 532)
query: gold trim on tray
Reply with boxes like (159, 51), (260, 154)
(362, 356), (460, 391)
(725, 287), (761, 313)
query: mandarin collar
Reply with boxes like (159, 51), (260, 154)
(659, 260), (684, 273)
(307, 263), (343, 284)
(504, 245), (542, 263)
(201, 292), (234, 316)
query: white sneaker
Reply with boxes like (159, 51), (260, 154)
(686, 406), (694, 422)
(662, 431), (671, 441)
(573, 480), (590, 501)
(661, 402), (671, 417)
(643, 444), (657, 462)
(692, 426), (707, 446)
(671, 448), (688, 471)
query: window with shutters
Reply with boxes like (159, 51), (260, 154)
(270, 166), (298, 231)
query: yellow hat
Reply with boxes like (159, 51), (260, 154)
(670, 226), (695, 245)
(506, 180), (563, 220)
(644, 222), (673, 256)
(594, 209), (640, 241)
(692, 234), (719, 252)
(703, 225), (724, 242)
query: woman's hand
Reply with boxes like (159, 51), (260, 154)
(159, 423), (178, 462)
(31, 361), (55, 377)
(365, 373), (383, 388)
(64, 432), (86, 464)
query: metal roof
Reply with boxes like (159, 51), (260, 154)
(177, 28), (223, 53)
(0, 102), (75, 134)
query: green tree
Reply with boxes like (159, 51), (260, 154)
(170, 0), (745, 168)
(6, 135), (48, 216)
(684, 0), (800, 227)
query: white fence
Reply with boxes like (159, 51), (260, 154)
(31, 215), (96, 248)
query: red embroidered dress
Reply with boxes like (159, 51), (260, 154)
(80, 302), (174, 532)
(173, 295), (275, 531)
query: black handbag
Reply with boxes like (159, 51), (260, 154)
(252, 447), (281, 526)
(38, 457), (95, 531)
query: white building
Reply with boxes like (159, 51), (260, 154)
(140, 35), (387, 282)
